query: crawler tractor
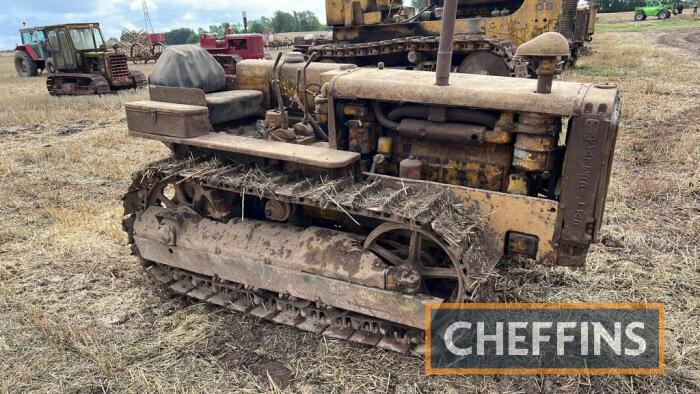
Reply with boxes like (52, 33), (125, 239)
(304, 0), (597, 76)
(43, 23), (146, 96)
(122, 2), (619, 353)
(199, 33), (266, 75)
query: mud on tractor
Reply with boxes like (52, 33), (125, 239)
(14, 26), (49, 77)
(43, 23), (146, 96)
(122, 3), (619, 353)
(302, 0), (597, 77)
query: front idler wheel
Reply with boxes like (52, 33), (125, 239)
(364, 223), (465, 301)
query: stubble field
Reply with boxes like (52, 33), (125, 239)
(1, 16), (699, 393)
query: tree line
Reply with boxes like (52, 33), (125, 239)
(164, 10), (326, 45)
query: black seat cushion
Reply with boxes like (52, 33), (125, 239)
(205, 90), (264, 125)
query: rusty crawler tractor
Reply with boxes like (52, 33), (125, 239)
(304, 0), (597, 77)
(122, 3), (620, 353)
(44, 23), (146, 96)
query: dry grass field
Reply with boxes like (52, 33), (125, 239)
(596, 10), (700, 24)
(596, 13), (700, 33)
(1, 18), (699, 393)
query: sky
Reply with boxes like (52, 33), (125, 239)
(0, 0), (326, 50)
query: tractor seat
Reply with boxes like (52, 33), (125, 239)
(205, 90), (263, 125)
(148, 44), (265, 125)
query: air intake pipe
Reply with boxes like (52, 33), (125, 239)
(435, 0), (458, 86)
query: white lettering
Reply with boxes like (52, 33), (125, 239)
(593, 322), (622, 355)
(444, 321), (472, 356)
(477, 322), (504, 355)
(532, 322), (552, 356)
(557, 322), (577, 356)
(508, 322), (529, 356)
(625, 322), (646, 356)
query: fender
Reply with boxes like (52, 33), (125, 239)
(15, 44), (40, 61)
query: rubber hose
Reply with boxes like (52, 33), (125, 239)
(370, 101), (400, 131)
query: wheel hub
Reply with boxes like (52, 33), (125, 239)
(458, 51), (511, 76)
(363, 222), (466, 301)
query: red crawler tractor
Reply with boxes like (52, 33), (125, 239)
(199, 33), (266, 75)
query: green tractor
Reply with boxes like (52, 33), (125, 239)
(634, 0), (674, 20)
(43, 23), (146, 96)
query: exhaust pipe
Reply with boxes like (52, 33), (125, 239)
(435, 0), (458, 86)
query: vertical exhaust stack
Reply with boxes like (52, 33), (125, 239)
(515, 32), (570, 94)
(435, 0), (458, 86)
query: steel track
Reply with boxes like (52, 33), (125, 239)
(46, 73), (111, 96)
(123, 157), (498, 353)
(307, 34), (530, 78)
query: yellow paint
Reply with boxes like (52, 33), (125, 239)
(450, 187), (559, 265)
(377, 137), (392, 154)
(344, 1), (355, 26)
(326, 0), (345, 25)
(329, 0), (564, 46)
(363, 11), (383, 25)
(507, 174), (529, 195)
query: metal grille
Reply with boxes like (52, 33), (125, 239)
(108, 54), (130, 78)
(560, 0), (578, 40)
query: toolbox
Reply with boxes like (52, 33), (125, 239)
(125, 100), (210, 138)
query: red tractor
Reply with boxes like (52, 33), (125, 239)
(14, 26), (49, 77)
(199, 33), (265, 75)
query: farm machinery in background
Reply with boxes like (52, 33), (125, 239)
(265, 32), (332, 50)
(14, 26), (49, 77)
(634, 0), (674, 20)
(120, 28), (167, 64)
(300, 0), (597, 77)
(42, 23), (146, 96)
(291, 33), (332, 53)
(199, 33), (266, 75)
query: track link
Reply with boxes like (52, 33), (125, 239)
(141, 260), (423, 353)
(306, 34), (529, 78)
(46, 73), (111, 96)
